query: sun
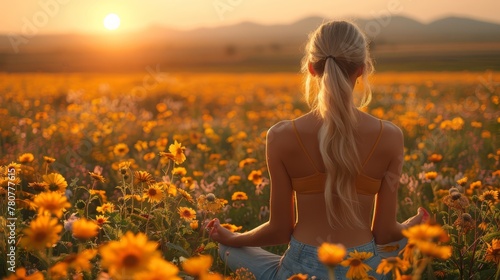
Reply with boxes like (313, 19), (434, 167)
(104, 13), (121, 30)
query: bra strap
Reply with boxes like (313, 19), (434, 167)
(291, 120), (321, 172)
(362, 120), (384, 167)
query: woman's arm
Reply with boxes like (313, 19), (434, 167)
(207, 122), (295, 247)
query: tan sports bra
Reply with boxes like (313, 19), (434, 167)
(290, 120), (383, 196)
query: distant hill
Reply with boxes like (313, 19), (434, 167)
(1, 15), (500, 72)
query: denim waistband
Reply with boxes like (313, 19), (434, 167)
(287, 235), (378, 260)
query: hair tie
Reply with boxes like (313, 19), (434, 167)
(325, 55), (336, 61)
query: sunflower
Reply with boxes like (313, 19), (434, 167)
(133, 170), (155, 185)
(456, 177), (468, 186)
(469, 181), (482, 191)
(221, 223), (242, 232)
(33, 191), (71, 218)
(96, 202), (115, 214)
(62, 248), (97, 272)
(28, 182), (49, 192)
(376, 257), (410, 279)
(247, 170), (263, 185)
(181, 176), (195, 189)
(453, 213), (475, 234)
(228, 175), (241, 185)
(402, 223), (451, 260)
(21, 215), (62, 251)
(239, 158), (257, 168)
(144, 184), (164, 203)
(89, 172), (106, 183)
(95, 215), (109, 226)
(197, 194), (227, 214)
(43, 156), (56, 164)
(190, 221), (199, 230)
(231, 191), (248, 201)
(182, 255), (212, 276)
(72, 218), (99, 240)
(4, 267), (44, 280)
(113, 143), (129, 157)
(479, 190), (499, 205)
(134, 258), (181, 280)
(288, 274), (308, 280)
(177, 188), (194, 203)
(118, 161), (131, 174)
(143, 152), (156, 162)
(485, 239), (500, 264)
(172, 167), (187, 176)
(424, 171), (438, 180)
(401, 242), (417, 264)
(317, 243), (346, 267)
(100, 232), (162, 279)
(42, 173), (68, 192)
(89, 189), (107, 202)
(428, 153), (443, 163)
(18, 153), (35, 163)
(340, 250), (373, 279)
(442, 189), (469, 211)
(178, 207), (197, 221)
(168, 140), (186, 165)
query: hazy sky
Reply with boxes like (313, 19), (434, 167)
(1, 0), (499, 34)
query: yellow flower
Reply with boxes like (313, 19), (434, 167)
(95, 215), (109, 226)
(42, 173), (68, 192)
(209, 153), (221, 161)
(416, 241), (452, 259)
(113, 143), (129, 157)
(134, 258), (181, 280)
(376, 257), (409, 279)
(442, 190), (469, 211)
(33, 191), (71, 218)
(424, 171), (438, 180)
(221, 223), (242, 232)
(96, 202), (115, 214)
(144, 184), (164, 203)
(231, 191), (248, 201)
(177, 188), (194, 203)
(228, 175), (241, 185)
(172, 167), (187, 176)
(28, 182), (49, 192)
(287, 274), (308, 280)
(89, 189), (107, 202)
(181, 176), (195, 189)
(317, 243), (346, 267)
(239, 158), (257, 168)
(89, 172), (106, 183)
(190, 221), (199, 230)
(134, 170), (155, 185)
(402, 223), (452, 260)
(61, 248), (97, 272)
(182, 255), (212, 276)
(118, 161), (131, 174)
(485, 239), (500, 264)
(197, 193), (227, 214)
(428, 154), (443, 163)
(3, 267), (44, 280)
(21, 215), (62, 250)
(456, 177), (468, 186)
(340, 250), (373, 279)
(43, 156), (56, 164)
(72, 218), (99, 240)
(100, 232), (161, 279)
(479, 190), (499, 205)
(143, 152), (156, 161)
(469, 180), (482, 190)
(18, 153), (35, 163)
(247, 170), (263, 185)
(168, 140), (186, 164)
(178, 207), (197, 221)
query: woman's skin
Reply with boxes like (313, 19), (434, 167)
(206, 64), (427, 249)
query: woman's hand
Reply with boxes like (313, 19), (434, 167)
(401, 207), (429, 229)
(206, 218), (239, 247)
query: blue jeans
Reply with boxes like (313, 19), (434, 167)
(219, 236), (387, 280)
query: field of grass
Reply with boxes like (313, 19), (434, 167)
(0, 71), (499, 279)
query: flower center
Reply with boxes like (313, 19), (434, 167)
(350, 259), (362, 267)
(33, 231), (48, 242)
(122, 253), (140, 267)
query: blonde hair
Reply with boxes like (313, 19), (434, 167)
(301, 20), (374, 229)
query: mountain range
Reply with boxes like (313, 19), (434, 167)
(1, 15), (499, 72)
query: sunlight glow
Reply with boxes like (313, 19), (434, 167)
(104, 13), (121, 30)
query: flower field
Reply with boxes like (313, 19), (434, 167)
(0, 71), (499, 279)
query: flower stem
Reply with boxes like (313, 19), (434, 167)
(328, 266), (335, 280)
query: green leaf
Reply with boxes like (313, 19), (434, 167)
(164, 242), (190, 257)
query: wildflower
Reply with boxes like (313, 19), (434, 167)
(181, 176), (195, 189)
(4, 267), (44, 280)
(317, 243), (346, 267)
(197, 193), (227, 214)
(233, 268), (257, 280)
(424, 171), (438, 180)
(113, 143), (129, 157)
(401, 242), (417, 264)
(133, 170), (155, 185)
(478, 222), (488, 231)
(442, 189), (469, 211)
(453, 213), (475, 234)
(182, 255), (212, 276)
(89, 189), (107, 202)
(340, 250), (373, 279)
(89, 172), (106, 183)
(248, 170), (263, 185)
(96, 202), (115, 214)
(456, 177), (468, 186)
(143, 152), (156, 162)
(228, 175), (241, 185)
(155, 137), (169, 151)
(100, 232), (161, 278)
(376, 257), (410, 279)
(428, 154), (443, 163)
(168, 140), (186, 164)
(95, 215), (109, 227)
(144, 184), (164, 203)
(28, 182), (49, 192)
(485, 239), (500, 264)
(43, 156), (56, 164)
(209, 153), (221, 161)
(33, 191), (71, 218)
(178, 207), (197, 221)
(469, 181), (482, 190)
(288, 274), (308, 280)
(134, 258), (181, 280)
(402, 223), (451, 260)
(118, 161), (131, 174)
(18, 153), (35, 163)
(221, 223), (243, 232)
(72, 218), (99, 240)
(42, 173), (68, 192)
(61, 248), (97, 272)
(172, 167), (187, 176)
(479, 190), (499, 205)
(164, 182), (177, 196)
(239, 158), (257, 168)
(190, 221), (199, 230)
(231, 191), (248, 201)
(177, 188), (194, 203)
(21, 215), (62, 250)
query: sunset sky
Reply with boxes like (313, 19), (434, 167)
(1, 0), (499, 34)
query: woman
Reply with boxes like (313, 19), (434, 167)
(206, 20), (426, 279)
